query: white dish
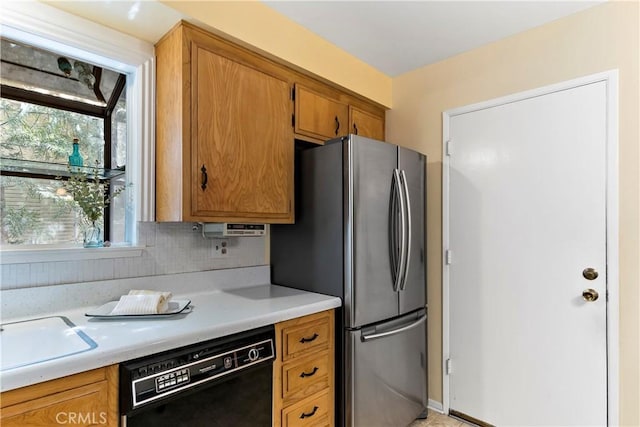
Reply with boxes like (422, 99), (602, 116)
(85, 299), (191, 318)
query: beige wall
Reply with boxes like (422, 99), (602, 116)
(386, 2), (639, 425)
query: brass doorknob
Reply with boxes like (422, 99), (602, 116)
(582, 288), (599, 302)
(582, 268), (598, 280)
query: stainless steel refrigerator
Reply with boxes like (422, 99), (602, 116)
(271, 134), (427, 427)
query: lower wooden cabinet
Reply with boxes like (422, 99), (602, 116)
(274, 310), (335, 427)
(0, 365), (118, 427)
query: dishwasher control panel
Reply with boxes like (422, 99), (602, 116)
(155, 368), (189, 392)
(120, 325), (275, 413)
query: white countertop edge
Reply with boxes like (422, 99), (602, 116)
(0, 289), (341, 392)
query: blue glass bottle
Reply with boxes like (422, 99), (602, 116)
(68, 138), (83, 172)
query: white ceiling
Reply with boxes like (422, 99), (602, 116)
(39, 0), (186, 44)
(263, 0), (605, 76)
(41, 1), (604, 78)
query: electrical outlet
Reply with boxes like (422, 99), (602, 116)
(211, 240), (229, 258)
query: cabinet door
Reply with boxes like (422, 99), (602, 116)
(349, 106), (385, 141)
(192, 44), (294, 222)
(1, 382), (109, 427)
(294, 84), (348, 142)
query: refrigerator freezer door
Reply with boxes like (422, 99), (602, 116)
(398, 147), (426, 315)
(345, 309), (427, 427)
(347, 136), (398, 328)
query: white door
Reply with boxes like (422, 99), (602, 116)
(445, 78), (613, 426)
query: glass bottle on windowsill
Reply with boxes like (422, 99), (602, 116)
(84, 221), (103, 248)
(68, 137), (84, 172)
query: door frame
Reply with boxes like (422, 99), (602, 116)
(441, 70), (619, 425)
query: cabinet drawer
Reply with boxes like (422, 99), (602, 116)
(282, 317), (330, 360)
(283, 390), (330, 427)
(283, 351), (330, 401)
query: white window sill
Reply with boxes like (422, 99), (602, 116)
(0, 245), (145, 264)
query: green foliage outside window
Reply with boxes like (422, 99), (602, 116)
(0, 99), (104, 164)
(0, 99), (109, 245)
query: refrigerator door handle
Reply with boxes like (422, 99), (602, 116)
(389, 169), (407, 292)
(399, 170), (412, 291)
(360, 314), (426, 342)
(396, 169), (408, 291)
(389, 171), (399, 290)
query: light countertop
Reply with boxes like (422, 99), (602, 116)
(0, 268), (341, 392)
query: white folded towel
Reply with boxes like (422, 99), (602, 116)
(110, 290), (173, 315)
(127, 289), (172, 312)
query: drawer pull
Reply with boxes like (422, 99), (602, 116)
(299, 333), (319, 344)
(300, 405), (319, 419)
(299, 367), (319, 378)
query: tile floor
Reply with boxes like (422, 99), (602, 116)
(409, 409), (471, 427)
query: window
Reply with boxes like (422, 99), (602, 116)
(0, 1), (155, 262)
(0, 38), (128, 246)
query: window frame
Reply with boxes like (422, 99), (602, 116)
(0, 1), (155, 263)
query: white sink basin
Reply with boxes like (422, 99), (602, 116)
(0, 316), (97, 371)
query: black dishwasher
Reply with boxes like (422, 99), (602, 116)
(120, 325), (275, 427)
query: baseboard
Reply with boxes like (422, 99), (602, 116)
(428, 399), (444, 413)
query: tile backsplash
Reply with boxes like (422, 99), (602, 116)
(0, 222), (267, 290)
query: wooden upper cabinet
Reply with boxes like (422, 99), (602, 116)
(192, 44), (293, 220)
(156, 21), (386, 222)
(294, 84), (348, 142)
(349, 106), (385, 141)
(156, 22), (294, 223)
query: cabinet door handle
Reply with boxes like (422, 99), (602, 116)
(299, 367), (319, 378)
(353, 122), (358, 135)
(335, 116), (340, 135)
(299, 333), (319, 344)
(300, 406), (319, 419)
(200, 164), (208, 191)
